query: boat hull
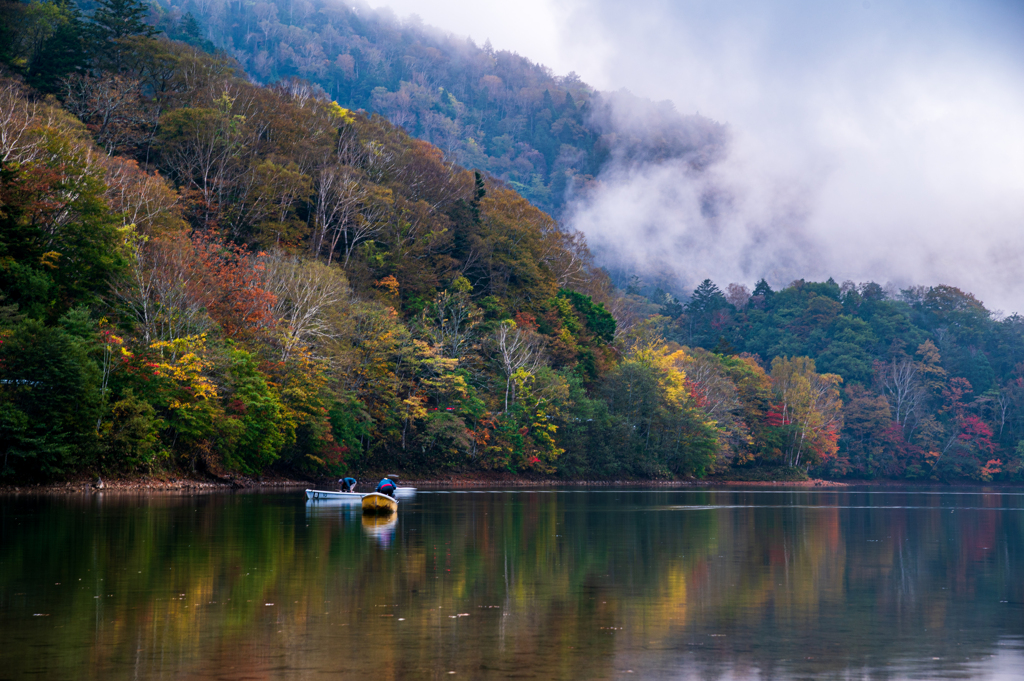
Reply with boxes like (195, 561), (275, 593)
(305, 489), (364, 501)
(362, 492), (398, 514)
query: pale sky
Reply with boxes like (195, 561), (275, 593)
(366, 0), (1024, 313)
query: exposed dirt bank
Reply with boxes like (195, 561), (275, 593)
(390, 475), (848, 488)
(0, 471), (847, 495)
(8, 471), (1021, 496)
(0, 473), (308, 495)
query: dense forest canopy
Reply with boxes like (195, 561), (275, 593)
(1, 0), (1023, 485)
(48, 0), (729, 219)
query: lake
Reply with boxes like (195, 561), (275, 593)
(1, 487), (1022, 679)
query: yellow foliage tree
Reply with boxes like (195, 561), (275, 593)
(770, 356), (843, 467)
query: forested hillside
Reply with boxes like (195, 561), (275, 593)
(0, 0), (718, 483)
(62, 0), (727, 218)
(2, 0), (1023, 485)
(633, 277), (1024, 480)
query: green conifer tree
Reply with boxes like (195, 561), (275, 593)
(26, 1), (88, 92)
(90, 0), (158, 41)
(88, 0), (159, 69)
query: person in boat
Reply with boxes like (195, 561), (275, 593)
(339, 477), (357, 492)
(375, 478), (397, 497)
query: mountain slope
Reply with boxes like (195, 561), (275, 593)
(139, 0), (727, 218)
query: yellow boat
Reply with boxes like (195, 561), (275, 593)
(362, 492), (398, 515)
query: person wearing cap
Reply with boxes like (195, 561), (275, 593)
(339, 477), (357, 492)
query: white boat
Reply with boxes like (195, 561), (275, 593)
(395, 486), (417, 499)
(305, 489), (364, 501)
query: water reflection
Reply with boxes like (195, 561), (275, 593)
(362, 514), (397, 547)
(1, 488), (1022, 679)
(305, 494), (401, 546)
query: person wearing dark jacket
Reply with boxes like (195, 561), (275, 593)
(339, 477), (357, 492)
(375, 478), (396, 497)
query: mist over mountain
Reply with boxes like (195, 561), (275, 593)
(366, 0), (1024, 314)
(125, 0), (724, 225)
(40, 0), (1023, 315)
(117, 0), (744, 292)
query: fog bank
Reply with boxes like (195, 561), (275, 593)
(370, 0), (1024, 312)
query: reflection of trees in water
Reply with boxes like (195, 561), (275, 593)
(617, 491), (1024, 678)
(0, 491), (1022, 678)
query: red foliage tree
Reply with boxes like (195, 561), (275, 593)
(190, 233), (276, 338)
(958, 415), (996, 456)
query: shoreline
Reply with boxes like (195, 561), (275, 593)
(4, 472), (1021, 495)
(0, 470), (845, 495)
(0, 475), (306, 495)
(396, 477), (850, 488)
(0, 477), (847, 495)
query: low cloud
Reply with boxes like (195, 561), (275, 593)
(557, 1), (1024, 312)
(370, 0), (1024, 312)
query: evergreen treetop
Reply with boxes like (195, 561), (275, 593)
(90, 0), (158, 43)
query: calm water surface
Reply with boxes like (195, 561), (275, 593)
(2, 487), (1023, 679)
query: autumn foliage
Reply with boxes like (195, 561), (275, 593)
(2, 7), (1024, 484)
